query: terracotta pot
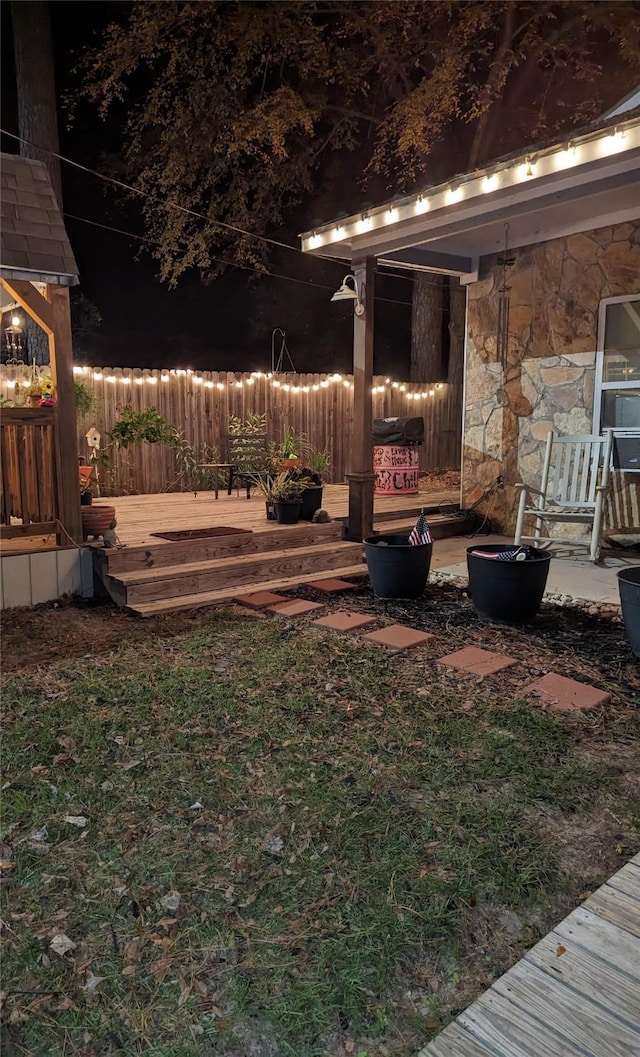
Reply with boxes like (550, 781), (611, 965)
(82, 504), (116, 540)
(277, 457), (302, 470)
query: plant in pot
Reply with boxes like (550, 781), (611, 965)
(270, 471), (310, 525)
(298, 446), (331, 521)
(249, 472), (278, 520)
(275, 425), (308, 471)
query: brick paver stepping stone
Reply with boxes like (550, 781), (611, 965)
(267, 600), (325, 617)
(305, 578), (358, 592)
(438, 645), (517, 676)
(526, 673), (610, 712)
(311, 611), (377, 632)
(234, 591), (287, 609)
(363, 625), (435, 651)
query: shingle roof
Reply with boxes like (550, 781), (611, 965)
(1, 153), (79, 285)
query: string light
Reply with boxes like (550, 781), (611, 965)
(194, 376), (203, 384)
(161, 374), (169, 382)
(6, 380), (16, 389)
(216, 383), (224, 390)
(93, 371), (103, 380)
(21, 380), (30, 388)
(302, 118), (639, 250)
(134, 377), (143, 385)
(147, 376), (157, 384)
(205, 380), (214, 388)
(122, 377), (131, 385)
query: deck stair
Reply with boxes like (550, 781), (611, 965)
(94, 504), (466, 617)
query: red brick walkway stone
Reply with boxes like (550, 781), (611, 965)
(305, 578), (358, 592)
(234, 591), (287, 609)
(526, 673), (610, 712)
(363, 625), (435, 651)
(311, 612), (377, 632)
(266, 600), (325, 617)
(438, 646), (517, 676)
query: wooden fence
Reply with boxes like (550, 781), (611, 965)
(0, 366), (462, 496)
(0, 406), (63, 540)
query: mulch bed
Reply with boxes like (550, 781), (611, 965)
(285, 577), (638, 708)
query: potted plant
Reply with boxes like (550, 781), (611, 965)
(271, 471), (310, 525)
(250, 473), (278, 520)
(274, 425), (308, 471)
(299, 446), (331, 521)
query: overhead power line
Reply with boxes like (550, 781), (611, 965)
(2, 127), (448, 300)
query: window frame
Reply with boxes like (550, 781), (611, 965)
(593, 292), (640, 435)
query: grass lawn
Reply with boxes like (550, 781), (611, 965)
(1, 598), (638, 1057)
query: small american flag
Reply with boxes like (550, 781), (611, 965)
(409, 510), (432, 546)
(471, 546), (530, 562)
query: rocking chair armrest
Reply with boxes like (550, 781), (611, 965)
(514, 482), (545, 498)
(595, 482), (610, 493)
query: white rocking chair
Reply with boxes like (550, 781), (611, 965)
(514, 430), (614, 562)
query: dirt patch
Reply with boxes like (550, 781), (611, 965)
(0, 597), (240, 674)
(420, 469), (460, 493)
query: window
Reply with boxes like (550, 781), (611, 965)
(594, 294), (640, 432)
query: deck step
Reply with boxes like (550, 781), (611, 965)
(108, 540), (364, 605)
(101, 520), (343, 575)
(128, 564), (369, 617)
(372, 512), (465, 538)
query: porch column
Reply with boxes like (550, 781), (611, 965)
(47, 285), (82, 544)
(345, 256), (376, 541)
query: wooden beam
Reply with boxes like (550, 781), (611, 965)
(345, 256), (376, 541)
(46, 285), (82, 543)
(0, 521), (58, 540)
(0, 277), (54, 335)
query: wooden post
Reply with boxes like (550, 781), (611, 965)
(46, 285), (82, 544)
(345, 256), (376, 541)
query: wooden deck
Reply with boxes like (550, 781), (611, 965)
(104, 483), (459, 548)
(419, 853), (640, 1057)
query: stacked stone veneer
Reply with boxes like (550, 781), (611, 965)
(463, 220), (640, 539)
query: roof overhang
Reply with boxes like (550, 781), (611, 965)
(0, 267), (78, 288)
(301, 113), (640, 281)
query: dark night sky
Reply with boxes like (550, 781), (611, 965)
(1, 1), (413, 375)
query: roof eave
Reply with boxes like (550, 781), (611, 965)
(0, 267), (79, 287)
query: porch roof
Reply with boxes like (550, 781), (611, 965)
(0, 153), (79, 287)
(300, 110), (640, 280)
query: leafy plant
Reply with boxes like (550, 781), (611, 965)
(74, 379), (96, 416)
(279, 425), (308, 461)
(270, 471), (310, 501)
(109, 406), (174, 449)
(171, 432), (220, 494)
(306, 446), (332, 476)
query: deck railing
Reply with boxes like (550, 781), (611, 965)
(0, 407), (63, 541)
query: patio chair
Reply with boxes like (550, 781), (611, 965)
(226, 431), (270, 498)
(514, 429), (614, 562)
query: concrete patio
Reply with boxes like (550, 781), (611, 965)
(430, 533), (638, 607)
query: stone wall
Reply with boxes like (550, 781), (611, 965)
(463, 220), (640, 540)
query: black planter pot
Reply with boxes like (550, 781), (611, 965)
(617, 566), (640, 656)
(300, 485), (323, 521)
(364, 533), (432, 599)
(274, 499), (303, 525)
(466, 544), (551, 624)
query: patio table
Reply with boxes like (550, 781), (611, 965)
(198, 463), (237, 499)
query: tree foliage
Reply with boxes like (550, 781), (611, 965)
(79, 1), (640, 283)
